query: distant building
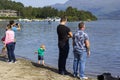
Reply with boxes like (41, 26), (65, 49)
(0, 10), (17, 17)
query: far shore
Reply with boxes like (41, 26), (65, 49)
(0, 54), (97, 80)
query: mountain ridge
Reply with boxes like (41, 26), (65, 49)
(52, 0), (120, 19)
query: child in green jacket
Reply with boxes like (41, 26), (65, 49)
(35, 44), (46, 65)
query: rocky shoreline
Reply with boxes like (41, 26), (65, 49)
(0, 55), (97, 80)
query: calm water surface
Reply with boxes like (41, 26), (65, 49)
(0, 20), (120, 76)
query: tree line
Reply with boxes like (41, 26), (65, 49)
(0, 0), (97, 21)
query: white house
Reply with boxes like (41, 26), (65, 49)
(0, 10), (17, 17)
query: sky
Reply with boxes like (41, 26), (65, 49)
(12, 0), (68, 7)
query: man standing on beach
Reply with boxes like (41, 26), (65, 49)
(57, 16), (72, 75)
(73, 22), (90, 79)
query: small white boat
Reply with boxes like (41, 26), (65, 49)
(18, 18), (32, 22)
(53, 18), (60, 22)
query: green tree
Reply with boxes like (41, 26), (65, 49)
(40, 6), (58, 18)
(58, 10), (66, 17)
(66, 6), (77, 16)
(21, 6), (33, 18)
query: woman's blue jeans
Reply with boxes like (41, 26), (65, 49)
(6, 42), (16, 62)
(73, 51), (87, 77)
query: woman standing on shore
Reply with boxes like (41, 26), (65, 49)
(4, 24), (16, 63)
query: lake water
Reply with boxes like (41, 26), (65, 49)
(0, 20), (120, 77)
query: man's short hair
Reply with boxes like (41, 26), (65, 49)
(9, 20), (15, 25)
(78, 22), (85, 29)
(60, 16), (67, 22)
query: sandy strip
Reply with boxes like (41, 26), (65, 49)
(0, 56), (97, 80)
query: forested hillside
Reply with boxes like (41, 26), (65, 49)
(0, 0), (97, 21)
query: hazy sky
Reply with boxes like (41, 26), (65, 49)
(12, 0), (68, 7)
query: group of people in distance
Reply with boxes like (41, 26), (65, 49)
(1, 16), (90, 80)
(57, 16), (90, 79)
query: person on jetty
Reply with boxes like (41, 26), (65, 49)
(35, 44), (46, 65)
(57, 16), (73, 75)
(73, 22), (90, 79)
(4, 24), (16, 63)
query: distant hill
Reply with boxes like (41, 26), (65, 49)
(99, 10), (120, 20)
(52, 0), (120, 19)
